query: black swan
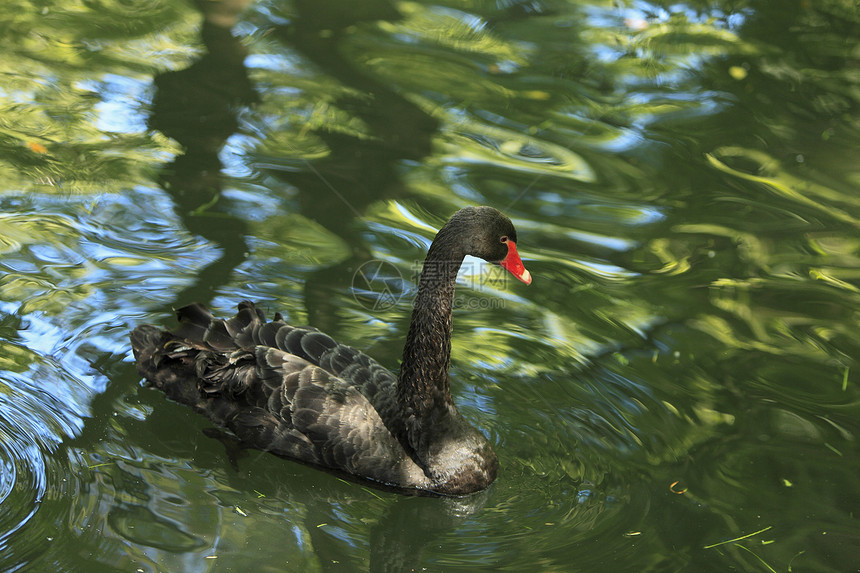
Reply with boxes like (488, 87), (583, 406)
(130, 206), (531, 495)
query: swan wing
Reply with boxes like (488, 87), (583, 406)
(198, 345), (428, 488)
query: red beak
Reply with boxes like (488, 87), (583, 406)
(499, 240), (532, 285)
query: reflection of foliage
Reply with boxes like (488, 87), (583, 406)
(0, 1), (858, 571)
(0, 0), (190, 194)
(50, 0), (189, 39)
(0, 195), (211, 315)
(380, 3), (531, 64)
(707, 147), (860, 226)
(586, 8), (748, 78)
(0, 342), (38, 373)
(0, 213), (92, 312)
(251, 212), (351, 267)
(435, 118), (596, 183)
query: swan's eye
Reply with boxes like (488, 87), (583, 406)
(500, 236), (508, 244)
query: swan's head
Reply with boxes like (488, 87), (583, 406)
(443, 206), (532, 285)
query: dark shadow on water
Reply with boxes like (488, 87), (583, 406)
(148, 0), (258, 312)
(67, 0), (258, 484)
(75, 4), (468, 568)
(252, 0), (441, 333)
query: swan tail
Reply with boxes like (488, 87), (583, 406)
(130, 324), (207, 408)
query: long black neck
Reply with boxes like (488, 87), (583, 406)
(397, 236), (465, 423)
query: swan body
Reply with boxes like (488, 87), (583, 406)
(131, 206), (530, 495)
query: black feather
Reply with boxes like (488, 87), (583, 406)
(130, 206), (525, 495)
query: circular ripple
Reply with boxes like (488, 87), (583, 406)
(0, 363), (84, 569)
(0, 402), (48, 555)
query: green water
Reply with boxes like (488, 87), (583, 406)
(1, 0), (859, 571)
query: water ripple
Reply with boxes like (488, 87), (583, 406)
(0, 370), (81, 564)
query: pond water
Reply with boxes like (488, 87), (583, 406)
(2, 0), (859, 571)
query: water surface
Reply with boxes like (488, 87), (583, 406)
(1, 0), (859, 571)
